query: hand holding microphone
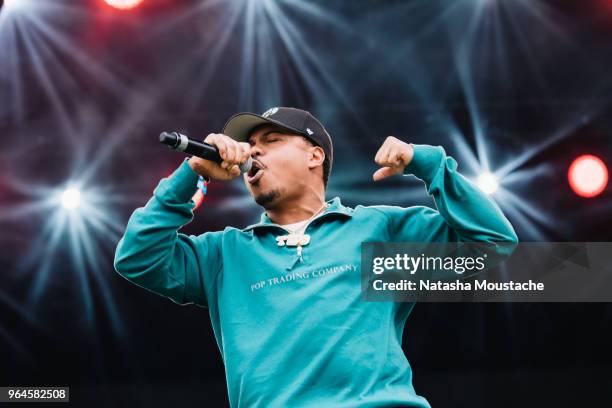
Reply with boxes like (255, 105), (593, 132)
(160, 131), (252, 181)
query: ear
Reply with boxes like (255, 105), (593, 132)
(307, 146), (325, 170)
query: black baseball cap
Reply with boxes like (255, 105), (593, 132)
(222, 107), (333, 176)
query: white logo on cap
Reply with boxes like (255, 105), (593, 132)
(306, 128), (314, 135)
(262, 107), (279, 118)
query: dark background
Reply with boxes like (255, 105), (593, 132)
(1, 0), (611, 406)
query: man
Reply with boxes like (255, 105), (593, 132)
(114, 107), (518, 407)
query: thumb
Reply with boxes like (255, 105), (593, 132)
(229, 165), (241, 178)
(372, 166), (397, 181)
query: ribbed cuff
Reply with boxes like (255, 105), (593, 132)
(159, 158), (201, 202)
(402, 144), (445, 185)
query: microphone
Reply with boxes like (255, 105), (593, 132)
(159, 131), (252, 173)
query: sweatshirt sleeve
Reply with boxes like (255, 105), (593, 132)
(113, 159), (223, 308)
(386, 144), (518, 244)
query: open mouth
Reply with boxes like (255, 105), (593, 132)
(247, 160), (265, 184)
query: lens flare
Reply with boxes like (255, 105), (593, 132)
(477, 173), (499, 195)
(568, 155), (608, 198)
(3, 0), (30, 11)
(104, 0), (144, 10)
(61, 188), (81, 210)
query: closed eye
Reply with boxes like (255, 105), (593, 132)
(248, 131), (285, 146)
(265, 134), (284, 143)
(248, 138), (278, 146)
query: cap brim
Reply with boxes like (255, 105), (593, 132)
(222, 113), (306, 142)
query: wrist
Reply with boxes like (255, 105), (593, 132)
(188, 157), (211, 182)
(402, 142), (414, 168)
(187, 156), (200, 172)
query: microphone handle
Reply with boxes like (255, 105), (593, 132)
(159, 131), (253, 173)
(160, 131), (223, 163)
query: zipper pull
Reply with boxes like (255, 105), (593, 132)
(286, 247), (303, 271)
(296, 245), (303, 260)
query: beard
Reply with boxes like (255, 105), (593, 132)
(254, 188), (281, 208)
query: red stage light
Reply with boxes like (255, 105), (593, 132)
(568, 154), (608, 198)
(104, 0), (143, 10)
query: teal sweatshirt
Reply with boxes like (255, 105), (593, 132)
(114, 144), (518, 408)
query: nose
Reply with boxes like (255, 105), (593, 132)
(250, 143), (263, 157)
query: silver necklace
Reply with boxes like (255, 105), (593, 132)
(275, 201), (329, 257)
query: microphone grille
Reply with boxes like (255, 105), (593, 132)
(239, 157), (253, 174)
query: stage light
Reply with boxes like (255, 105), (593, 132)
(568, 154), (608, 198)
(9, 177), (127, 335)
(477, 172), (498, 195)
(104, 0), (143, 10)
(3, 0), (31, 9)
(3, 0), (29, 11)
(61, 187), (81, 210)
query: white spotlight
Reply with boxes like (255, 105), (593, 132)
(61, 188), (81, 210)
(3, 0), (29, 11)
(477, 173), (499, 195)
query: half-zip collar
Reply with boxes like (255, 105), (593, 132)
(242, 196), (353, 234)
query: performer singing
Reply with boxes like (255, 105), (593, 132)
(114, 107), (518, 407)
